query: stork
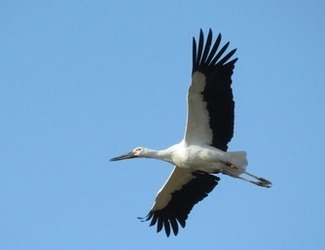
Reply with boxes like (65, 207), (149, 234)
(110, 29), (272, 237)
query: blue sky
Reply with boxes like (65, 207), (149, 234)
(1, 0), (325, 249)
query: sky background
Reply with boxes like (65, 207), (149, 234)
(1, 0), (325, 249)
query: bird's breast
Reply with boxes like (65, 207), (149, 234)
(171, 145), (224, 171)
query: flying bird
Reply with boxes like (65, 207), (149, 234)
(110, 29), (272, 237)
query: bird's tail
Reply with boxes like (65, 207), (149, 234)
(226, 151), (248, 169)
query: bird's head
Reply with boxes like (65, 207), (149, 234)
(110, 147), (147, 161)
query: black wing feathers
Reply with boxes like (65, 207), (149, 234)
(140, 171), (220, 237)
(200, 30), (212, 65)
(192, 29), (237, 151)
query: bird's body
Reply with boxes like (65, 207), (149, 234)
(110, 29), (271, 237)
(134, 143), (247, 175)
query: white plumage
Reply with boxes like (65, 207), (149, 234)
(110, 29), (271, 237)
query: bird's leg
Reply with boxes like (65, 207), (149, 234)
(225, 164), (272, 188)
(235, 175), (272, 188)
(234, 175), (267, 187)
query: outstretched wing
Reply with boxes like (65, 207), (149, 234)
(139, 167), (220, 237)
(184, 29), (238, 151)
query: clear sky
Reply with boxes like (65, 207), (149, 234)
(1, 0), (325, 249)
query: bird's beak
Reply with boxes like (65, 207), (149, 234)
(110, 151), (136, 161)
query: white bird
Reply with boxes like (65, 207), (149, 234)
(110, 29), (271, 237)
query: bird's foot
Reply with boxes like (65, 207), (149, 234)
(254, 178), (272, 188)
(243, 172), (272, 188)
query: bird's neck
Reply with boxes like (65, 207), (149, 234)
(143, 147), (175, 163)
